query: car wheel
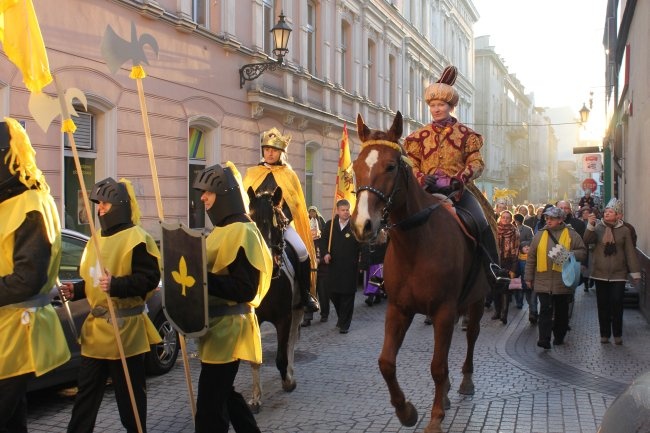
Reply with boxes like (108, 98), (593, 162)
(145, 313), (180, 375)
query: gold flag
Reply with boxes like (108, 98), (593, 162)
(335, 124), (356, 211)
(0, 0), (52, 92)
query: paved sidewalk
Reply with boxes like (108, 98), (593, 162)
(26, 285), (650, 433)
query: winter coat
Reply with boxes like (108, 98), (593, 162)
(525, 223), (587, 295)
(319, 217), (360, 295)
(583, 220), (640, 282)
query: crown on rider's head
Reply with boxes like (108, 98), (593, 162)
(424, 65), (459, 107)
(261, 127), (290, 152)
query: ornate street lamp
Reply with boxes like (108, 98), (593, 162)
(239, 11), (292, 88)
(579, 103), (590, 124)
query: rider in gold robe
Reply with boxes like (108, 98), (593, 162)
(0, 118), (70, 432)
(403, 66), (508, 285)
(243, 128), (319, 312)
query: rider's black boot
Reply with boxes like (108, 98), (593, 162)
(297, 259), (319, 313)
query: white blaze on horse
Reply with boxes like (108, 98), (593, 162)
(351, 111), (489, 433)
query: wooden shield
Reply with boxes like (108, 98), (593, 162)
(160, 222), (208, 337)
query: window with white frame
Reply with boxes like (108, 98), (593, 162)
(388, 54), (395, 108)
(341, 20), (351, 89)
(263, 0), (275, 56)
(188, 126), (207, 228)
(307, 1), (317, 74)
(367, 39), (376, 101)
(64, 109), (96, 236)
(193, 0), (208, 27)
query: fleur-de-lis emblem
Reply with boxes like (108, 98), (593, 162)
(172, 256), (196, 296)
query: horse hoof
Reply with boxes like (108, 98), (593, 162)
(396, 401), (418, 427)
(423, 421), (443, 433)
(458, 383), (475, 395)
(444, 396), (451, 410)
(282, 379), (297, 392)
(249, 402), (260, 414)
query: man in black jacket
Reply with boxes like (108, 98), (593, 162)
(319, 199), (360, 334)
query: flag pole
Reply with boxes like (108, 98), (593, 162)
(129, 66), (196, 419)
(328, 124), (348, 253)
(53, 76), (144, 433)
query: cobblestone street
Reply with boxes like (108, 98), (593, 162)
(27, 285), (650, 433)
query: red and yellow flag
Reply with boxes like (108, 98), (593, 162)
(0, 0), (52, 92)
(335, 124), (356, 211)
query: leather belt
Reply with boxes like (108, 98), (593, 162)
(209, 303), (252, 317)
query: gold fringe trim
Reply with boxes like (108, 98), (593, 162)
(61, 118), (77, 134)
(130, 65), (147, 79)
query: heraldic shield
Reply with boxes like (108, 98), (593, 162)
(160, 222), (208, 337)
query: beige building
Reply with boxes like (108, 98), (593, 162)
(1, 0), (479, 237)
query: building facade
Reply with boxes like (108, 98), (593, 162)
(0, 0), (480, 237)
(603, 0), (650, 319)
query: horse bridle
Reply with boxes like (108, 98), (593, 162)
(355, 139), (444, 231)
(354, 140), (406, 229)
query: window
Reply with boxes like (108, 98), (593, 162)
(341, 21), (350, 88)
(64, 112), (93, 150)
(305, 146), (314, 207)
(306, 1), (316, 74)
(64, 109), (96, 236)
(409, 67), (415, 116)
(188, 126), (206, 229)
(388, 55), (395, 108)
(367, 39), (376, 101)
(263, 0), (275, 56)
(193, 0), (208, 27)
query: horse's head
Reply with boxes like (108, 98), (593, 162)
(247, 186), (287, 259)
(352, 111), (405, 241)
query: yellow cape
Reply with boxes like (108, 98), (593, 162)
(243, 164), (317, 292)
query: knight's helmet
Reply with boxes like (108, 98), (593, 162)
(90, 177), (133, 232)
(192, 163), (246, 226)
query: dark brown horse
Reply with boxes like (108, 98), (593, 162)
(351, 111), (488, 433)
(247, 186), (303, 413)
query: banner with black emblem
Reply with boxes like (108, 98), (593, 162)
(160, 222), (208, 337)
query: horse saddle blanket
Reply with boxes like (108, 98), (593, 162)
(432, 193), (477, 244)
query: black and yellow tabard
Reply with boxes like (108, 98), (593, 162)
(199, 222), (272, 364)
(79, 225), (162, 359)
(0, 189), (70, 380)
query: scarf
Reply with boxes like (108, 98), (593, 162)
(497, 222), (519, 261)
(536, 227), (570, 272)
(602, 221), (617, 256)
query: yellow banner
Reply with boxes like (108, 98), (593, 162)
(336, 124), (356, 211)
(0, 0), (52, 92)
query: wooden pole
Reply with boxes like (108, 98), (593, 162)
(54, 76), (144, 433)
(133, 76), (196, 419)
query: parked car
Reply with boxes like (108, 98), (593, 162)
(28, 229), (180, 391)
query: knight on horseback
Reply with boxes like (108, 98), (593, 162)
(243, 128), (319, 313)
(403, 65), (509, 287)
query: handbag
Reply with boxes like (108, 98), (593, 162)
(508, 277), (522, 290)
(562, 253), (582, 289)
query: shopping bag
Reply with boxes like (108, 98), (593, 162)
(562, 253), (581, 289)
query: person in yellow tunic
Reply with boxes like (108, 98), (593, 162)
(60, 177), (161, 433)
(0, 118), (70, 433)
(403, 65), (508, 286)
(243, 127), (319, 313)
(192, 163), (272, 433)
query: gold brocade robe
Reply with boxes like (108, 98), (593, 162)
(198, 222), (272, 364)
(0, 190), (70, 380)
(79, 226), (162, 359)
(243, 164), (316, 292)
(403, 120), (485, 183)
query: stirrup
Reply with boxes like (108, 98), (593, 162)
(490, 263), (510, 283)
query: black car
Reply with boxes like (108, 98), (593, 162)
(28, 229), (180, 391)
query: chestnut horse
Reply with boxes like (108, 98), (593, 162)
(351, 112), (488, 433)
(247, 186), (303, 413)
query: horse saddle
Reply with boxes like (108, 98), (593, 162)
(432, 193), (477, 244)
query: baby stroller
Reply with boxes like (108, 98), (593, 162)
(364, 264), (386, 306)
